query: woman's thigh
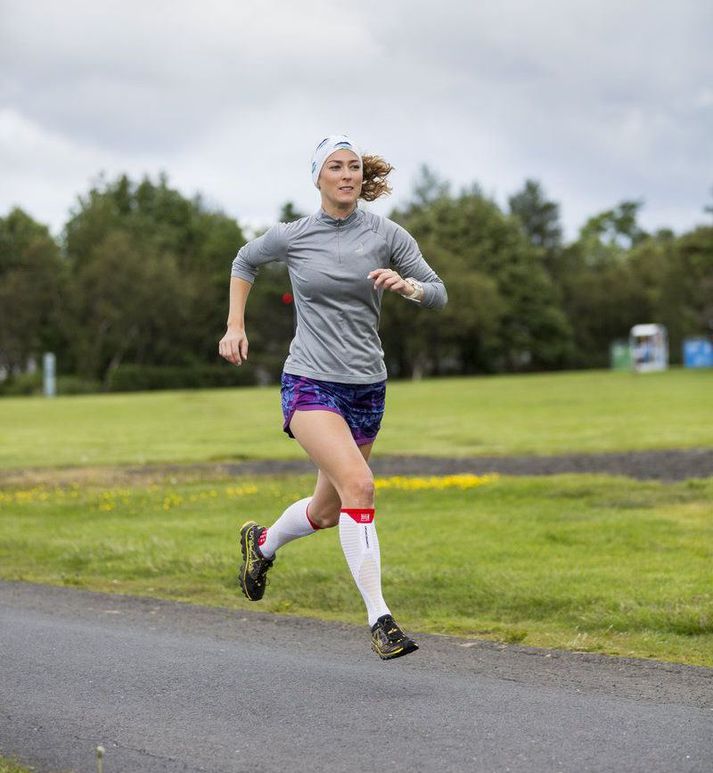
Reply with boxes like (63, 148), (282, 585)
(309, 442), (374, 527)
(289, 409), (374, 506)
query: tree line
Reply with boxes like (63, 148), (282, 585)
(0, 171), (711, 394)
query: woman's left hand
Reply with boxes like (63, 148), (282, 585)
(368, 268), (412, 296)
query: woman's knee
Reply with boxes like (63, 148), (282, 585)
(340, 471), (375, 506)
(309, 470), (375, 526)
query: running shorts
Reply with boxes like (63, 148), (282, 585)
(280, 372), (386, 447)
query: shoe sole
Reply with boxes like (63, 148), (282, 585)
(239, 520), (262, 601)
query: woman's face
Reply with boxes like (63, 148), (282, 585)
(317, 149), (363, 212)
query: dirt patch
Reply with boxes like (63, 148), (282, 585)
(1, 448), (711, 488)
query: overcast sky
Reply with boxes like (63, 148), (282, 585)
(1, 0), (711, 240)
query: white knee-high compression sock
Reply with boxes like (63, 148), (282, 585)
(259, 497), (320, 558)
(338, 508), (391, 627)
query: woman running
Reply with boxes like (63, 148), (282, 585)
(218, 135), (447, 660)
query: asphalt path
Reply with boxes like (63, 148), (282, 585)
(1, 582), (711, 773)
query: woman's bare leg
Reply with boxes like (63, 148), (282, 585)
(289, 409), (393, 627)
(242, 408), (418, 657)
(258, 411), (372, 557)
(288, 410), (375, 509)
(307, 443), (373, 528)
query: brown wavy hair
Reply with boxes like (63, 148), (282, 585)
(360, 154), (393, 201)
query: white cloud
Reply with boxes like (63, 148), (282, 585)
(1, 0), (711, 238)
(0, 108), (108, 232)
(0, 107), (169, 235)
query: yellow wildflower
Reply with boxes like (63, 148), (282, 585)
(375, 473), (499, 491)
(225, 485), (259, 497)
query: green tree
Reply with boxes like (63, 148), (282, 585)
(389, 176), (573, 374)
(508, 179), (564, 286)
(672, 226), (713, 337)
(61, 174), (247, 382)
(410, 165), (451, 206)
(508, 179), (562, 251)
(0, 208), (64, 376)
(278, 201), (306, 222)
(63, 231), (191, 381)
(578, 200), (648, 255)
(558, 201), (655, 366)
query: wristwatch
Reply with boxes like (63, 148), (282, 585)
(403, 277), (424, 303)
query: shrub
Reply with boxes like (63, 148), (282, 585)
(106, 364), (260, 392)
(0, 372), (42, 396)
(56, 376), (102, 395)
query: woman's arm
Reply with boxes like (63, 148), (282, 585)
(383, 221), (447, 309)
(219, 224), (289, 366)
(218, 278), (252, 365)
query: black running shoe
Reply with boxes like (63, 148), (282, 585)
(370, 614), (419, 660)
(238, 521), (273, 601)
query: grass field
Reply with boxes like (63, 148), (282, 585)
(2, 368), (711, 667)
(0, 368), (712, 469)
(1, 472), (711, 666)
(0, 756), (35, 773)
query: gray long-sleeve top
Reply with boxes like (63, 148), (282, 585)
(231, 207), (447, 384)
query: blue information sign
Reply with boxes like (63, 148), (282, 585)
(683, 338), (713, 368)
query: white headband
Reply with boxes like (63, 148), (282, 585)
(311, 135), (362, 187)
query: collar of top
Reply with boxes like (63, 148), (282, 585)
(316, 207), (362, 227)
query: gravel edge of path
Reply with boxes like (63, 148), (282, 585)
(2, 448), (712, 487)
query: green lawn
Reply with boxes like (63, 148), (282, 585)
(0, 368), (712, 469)
(0, 754), (69, 773)
(0, 756), (36, 773)
(2, 472), (711, 666)
(2, 368), (711, 667)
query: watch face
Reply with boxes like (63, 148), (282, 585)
(404, 278), (423, 300)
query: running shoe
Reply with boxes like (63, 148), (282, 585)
(370, 614), (419, 660)
(238, 521), (273, 601)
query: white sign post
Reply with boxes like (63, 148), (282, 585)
(43, 352), (56, 397)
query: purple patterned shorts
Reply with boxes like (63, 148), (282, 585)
(280, 372), (386, 446)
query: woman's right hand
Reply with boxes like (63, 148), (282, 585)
(218, 327), (249, 366)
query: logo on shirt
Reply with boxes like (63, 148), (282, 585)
(355, 242), (365, 254)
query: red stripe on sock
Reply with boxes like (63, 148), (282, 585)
(305, 503), (322, 530)
(258, 528), (267, 546)
(340, 507), (375, 524)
